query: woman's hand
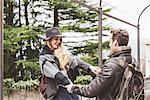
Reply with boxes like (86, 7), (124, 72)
(64, 82), (73, 93)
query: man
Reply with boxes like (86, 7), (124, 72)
(66, 28), (133, 100)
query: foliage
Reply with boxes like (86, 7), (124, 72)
(80, 55), (98, 66)
(4, 26), (43, 80)
(74, 75), (93, 85)
(3, 78), (15, 95)
(3, 0), (111, 82)
(102, 41), (110, 50)
(72, 42), (98, 55)
(4, 26), (42, 53)
(3, 76), (92, 95)
(3, 78), (39, 95)
(72, 41), (109, 66)
(15, 59), (40, 80)
(15, 59), (39, 70)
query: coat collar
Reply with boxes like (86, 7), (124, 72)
(109, 46), (131, 57)
(40, 45), (54, 55)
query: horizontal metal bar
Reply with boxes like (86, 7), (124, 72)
(72, 0), (137, 28)
(103, 13), (137, 28)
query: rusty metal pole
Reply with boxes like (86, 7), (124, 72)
(0, 0), (3, 99)
(137, 4), (150, 69)
(98, 0), (102, 68)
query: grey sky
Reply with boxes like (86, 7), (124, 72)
(94, 0), (150, 59)
(102, 0), (150, 39)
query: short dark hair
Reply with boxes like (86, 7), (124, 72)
(110, 28), (129, 46)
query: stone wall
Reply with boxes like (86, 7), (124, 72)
(4, 90), (44, 100)
(3, 78), (150, 100)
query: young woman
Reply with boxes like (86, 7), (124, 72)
(39, 27), (100, 100)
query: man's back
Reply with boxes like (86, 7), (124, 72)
(67, 28), (135, 100)
(72, 46), (132, 100)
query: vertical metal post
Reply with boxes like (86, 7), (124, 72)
(137, 24), (140, 68)
(137, 4), (150, 69)
(0, 0), (3, 100)
(0, 0), (3, 99)
(98, 0), (102, 68)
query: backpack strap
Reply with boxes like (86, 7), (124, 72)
(41, 59), (47, 75)
(117, 66), (133, 100)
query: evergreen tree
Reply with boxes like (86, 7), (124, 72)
(4, 26), (43, 80)
(3, 0), (112, 80)
(4, 0), (16, 26)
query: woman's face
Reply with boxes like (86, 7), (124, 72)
(49, 36), (62, 50)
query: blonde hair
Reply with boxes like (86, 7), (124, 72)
(45, 40), (72, 71)
(54, 45), (72, 71)
(45, 41), (53, 50)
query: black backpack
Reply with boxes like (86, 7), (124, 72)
(109, 58), (144, 100)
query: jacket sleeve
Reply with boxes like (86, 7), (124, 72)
(72, 64), (115, 97)
(75, 58), (91, 72)
(39, 55), (70, 85)
(40, 58), (59, 78)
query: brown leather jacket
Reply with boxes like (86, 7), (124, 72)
(72, 46), (132, 100)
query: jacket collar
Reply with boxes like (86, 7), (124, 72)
(40, 45), (54, 55)
(109, 46), (131, 57)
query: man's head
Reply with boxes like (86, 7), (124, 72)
(109, 28), (129, 54)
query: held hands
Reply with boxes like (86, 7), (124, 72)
(89, 66), (101, 76)
(64, 82), (73, 93)
(60, 70), (73, 93)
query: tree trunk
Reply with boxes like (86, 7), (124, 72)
(24, 1), (29, 25)
(18, 41), (24, 80)
(18, 0), (22, 26)
(53, 6), (59, 27)
(6, 1), (14, 26)
(4, 50), (17, 79)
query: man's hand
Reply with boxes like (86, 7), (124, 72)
(64, 83), (73, 93)
(89, 66), (101, 76)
